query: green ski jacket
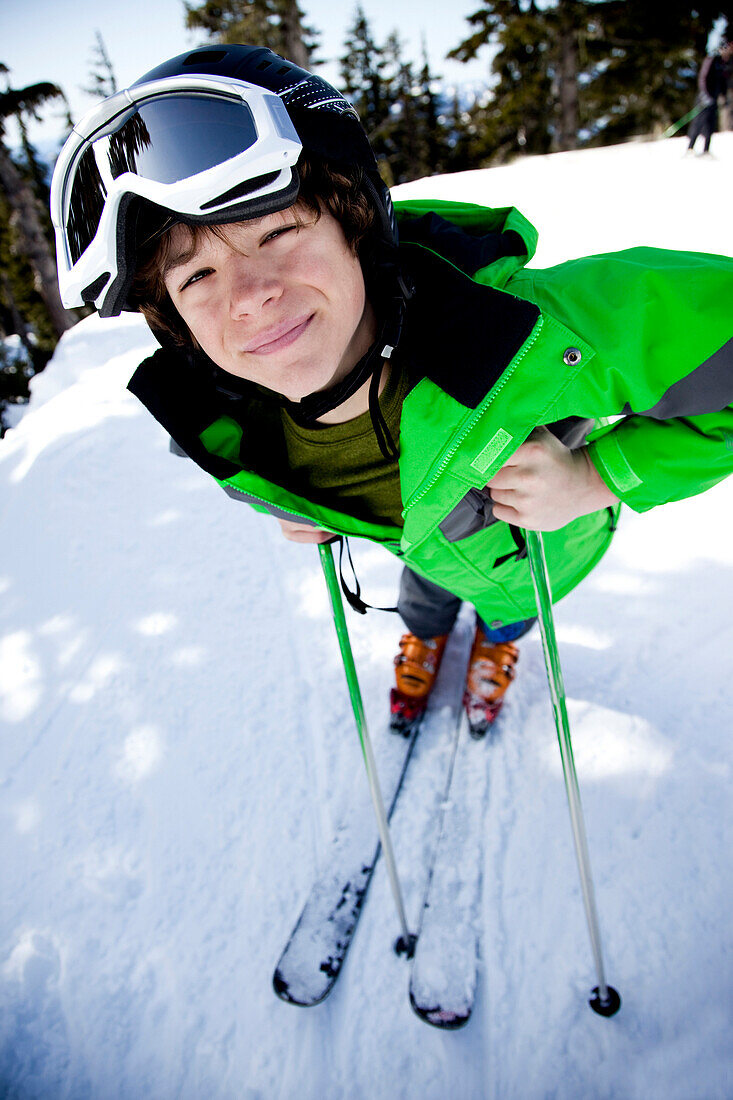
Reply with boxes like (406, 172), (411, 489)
(128, 200), (733, 627)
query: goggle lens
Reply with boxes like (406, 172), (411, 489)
(67, 94), (260, 263)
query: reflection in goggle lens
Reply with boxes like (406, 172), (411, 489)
(67, 95), (261, 263)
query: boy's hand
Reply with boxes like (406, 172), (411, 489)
(486, 427), (618, 531)
(277, 518), (333, 544)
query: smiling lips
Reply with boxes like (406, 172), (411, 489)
(244, 314), (314, 354)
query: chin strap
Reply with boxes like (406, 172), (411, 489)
(284, 270), (411, 460)
(367, 355), (399, 460)
(285, 317), (393, 422)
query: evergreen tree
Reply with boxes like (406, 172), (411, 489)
(380, 32), (420, 184)
(81, 31), (118, 101)
(450, 1), (554, 162)
(339, 7), (399, 182)
(0, 190), (56, 418)
(339, 13), (451, 184)
(340, 5), (390, 141)
(442, 88), (481, 173)
(381, 34), (453, 183)
(184, 0), (319, 68)
(0, 70), (74, 340)
(552, 0), (583, 150)
(15, 110), (53, 215)
(59, 92), (75, 133)
(449, 1), (728, 160)
(417, 41), (451, 176)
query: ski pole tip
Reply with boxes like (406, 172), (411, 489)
(394, 932), (418, 959)
(589, 985), (621, 1017)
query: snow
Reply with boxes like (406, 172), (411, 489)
(1, 134), (732, 1099)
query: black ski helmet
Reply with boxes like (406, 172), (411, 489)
(132, 43), (399, 261)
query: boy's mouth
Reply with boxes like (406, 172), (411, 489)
(244, 314), (314, 355)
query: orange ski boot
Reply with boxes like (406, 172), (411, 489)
(463, 626), (519, 738)
(390, 632), (449, 734)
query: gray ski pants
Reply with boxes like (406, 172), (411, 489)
(397, 566), (536, 644)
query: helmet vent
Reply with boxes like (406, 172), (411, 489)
(256, 60), (272, 70)
(199, 172), (280, 210)
(183, 50), (226, 65)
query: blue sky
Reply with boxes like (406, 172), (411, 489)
(2, 0), (493, 145)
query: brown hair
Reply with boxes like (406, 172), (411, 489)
(131, 154), (378, 346)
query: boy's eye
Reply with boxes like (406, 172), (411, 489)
(264, 224), (297, 244)
(180, 268), (212, 291)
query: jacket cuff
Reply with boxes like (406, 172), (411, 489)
(586, 434), (645, 509)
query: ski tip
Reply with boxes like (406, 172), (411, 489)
(270, 968), (336, 1007)
(409, 991), (472, 1030)
(272, 970), (328, 1007)
(272, 970), (296, 1003)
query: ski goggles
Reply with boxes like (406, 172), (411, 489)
(51, 74), (302, 316)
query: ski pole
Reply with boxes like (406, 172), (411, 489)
(318, 541), (417, 957)
(662, 102), (703, 138)
(524, 528), (621, 1017)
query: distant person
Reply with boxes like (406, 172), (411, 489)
(725, 42), (733, 129)
(687, 37), (733, 154)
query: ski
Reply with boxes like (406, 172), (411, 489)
(273, 715), (423, 1007)
(272, 618), (490, 1012)
(272, 621), (473, 1009)
(408, 713), (492, 1029)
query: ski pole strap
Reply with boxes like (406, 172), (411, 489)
(495, 510), (616, 570)
(493, 524), (528, 568)
(335, 535), (399, 616)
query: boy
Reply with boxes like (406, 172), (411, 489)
(51, 44), (733, 734)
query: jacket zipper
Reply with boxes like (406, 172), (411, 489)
(404, 315), (545, 514)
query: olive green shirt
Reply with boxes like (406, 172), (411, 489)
(280, 366), (408, 529)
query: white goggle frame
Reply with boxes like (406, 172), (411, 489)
(51, 74), (302, 314)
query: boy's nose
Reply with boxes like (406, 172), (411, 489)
(228, 262), (283, 317)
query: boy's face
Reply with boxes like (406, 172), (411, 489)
(161, 205), (375, 402)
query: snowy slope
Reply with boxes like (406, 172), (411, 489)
(1, 135), (732, 1100)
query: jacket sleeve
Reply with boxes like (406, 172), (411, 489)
(512, 246), (733, 513)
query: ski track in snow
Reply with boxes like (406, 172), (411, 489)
(1, 135), (732, 1099)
